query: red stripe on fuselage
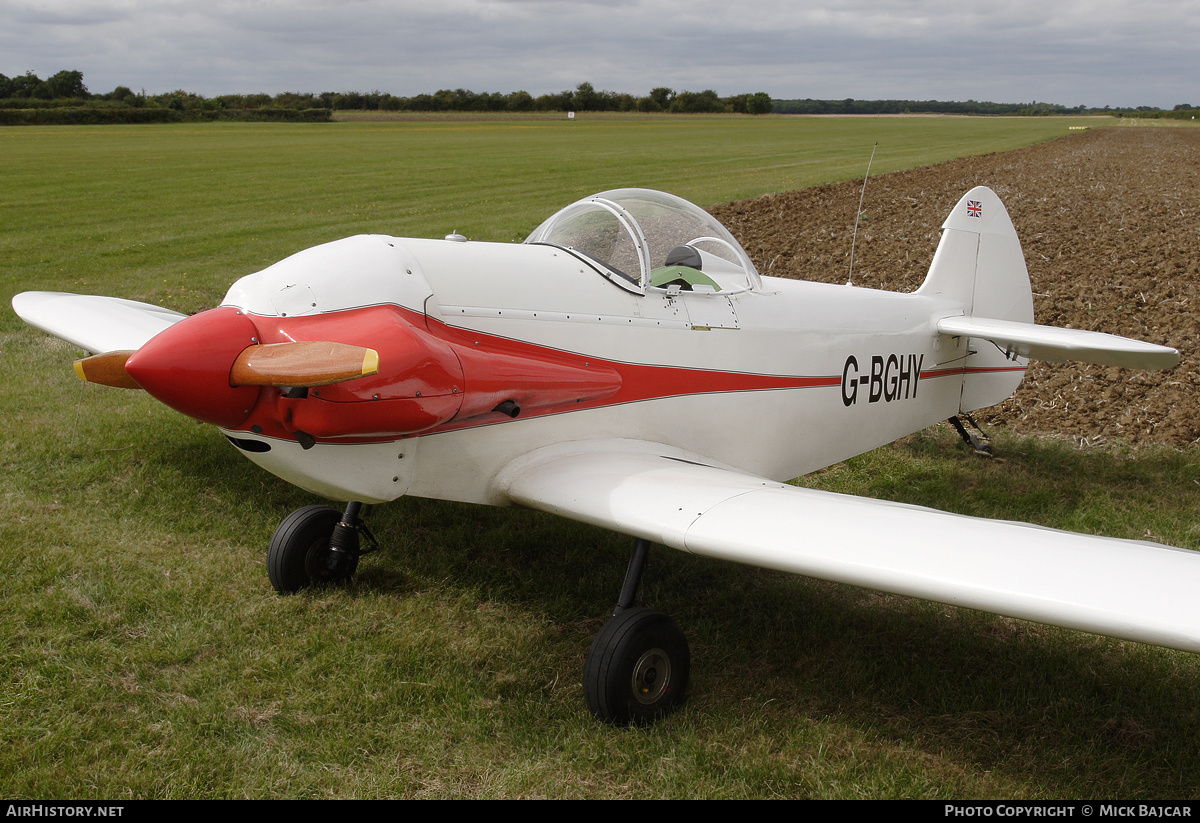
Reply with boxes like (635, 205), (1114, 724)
(420, 315), (843, 435)
(920, 365), (1027, 380)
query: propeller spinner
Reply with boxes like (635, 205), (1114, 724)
(73, 307), (379, 428)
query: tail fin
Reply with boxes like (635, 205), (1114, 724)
(916, 187), (1034, 412)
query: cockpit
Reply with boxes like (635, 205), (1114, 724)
(524, 188), (762, 295)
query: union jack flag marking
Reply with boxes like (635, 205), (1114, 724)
(966, 200), (983, 218)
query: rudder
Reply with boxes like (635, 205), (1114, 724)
(916, 186), (1034, 412)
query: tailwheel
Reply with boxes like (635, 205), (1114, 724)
(584, 607), (690, 726)
(267, 504), (361, 594)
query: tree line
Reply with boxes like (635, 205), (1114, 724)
(774, 97), (1197, 117)
(0, 72), (772, 116)
(3, 70), (1192, 120)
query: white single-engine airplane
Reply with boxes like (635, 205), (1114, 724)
(12, 186), (1193, 724)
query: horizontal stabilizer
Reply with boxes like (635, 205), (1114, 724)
(12, 291), (186, 354)
(499, 442), (1200, 653)
(937, 315), (1179, 370)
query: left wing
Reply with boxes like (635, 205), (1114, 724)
(496, 441), (1200, 653)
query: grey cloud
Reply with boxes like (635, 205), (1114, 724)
(0, 0), (1195, 107)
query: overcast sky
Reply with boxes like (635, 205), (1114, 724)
(2, 0), (1195, 109)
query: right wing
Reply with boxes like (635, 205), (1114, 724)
(497, 441), (1200, 653)
(12, 291), (187, 354)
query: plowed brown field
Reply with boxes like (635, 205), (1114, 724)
(711, 125), (1200, 447)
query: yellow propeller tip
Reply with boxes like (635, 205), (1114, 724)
(363, 349), (380, 377)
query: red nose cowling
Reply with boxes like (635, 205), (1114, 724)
(125, 303), (623, 445)
(125, 307), (262, 428)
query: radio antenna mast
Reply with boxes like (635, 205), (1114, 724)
(847, 141), (878, 286)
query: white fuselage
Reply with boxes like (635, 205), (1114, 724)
(218, 235), (978, 504)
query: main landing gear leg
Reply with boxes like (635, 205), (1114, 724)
(267, 501), (380, 594)
(583, 538), (691, 726)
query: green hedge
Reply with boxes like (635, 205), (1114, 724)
(0, 107), (332, 125)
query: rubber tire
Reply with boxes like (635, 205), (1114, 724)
(267, 505), (359, 594)
(584, 607), (690, 726)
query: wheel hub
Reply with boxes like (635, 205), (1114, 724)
(630, 647), (672, 705)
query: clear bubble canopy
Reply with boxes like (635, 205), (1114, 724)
(524, 188), (761, 294)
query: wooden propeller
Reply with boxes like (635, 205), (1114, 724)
(74, 350), (140, 389)
(74, 341), (379, 390)
(230, 341), (380, 387)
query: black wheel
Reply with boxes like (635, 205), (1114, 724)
(584, 607), (690, 726)
(267, 505), (359, 594)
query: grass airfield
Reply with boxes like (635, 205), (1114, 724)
(4, 114), (1200, 799)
